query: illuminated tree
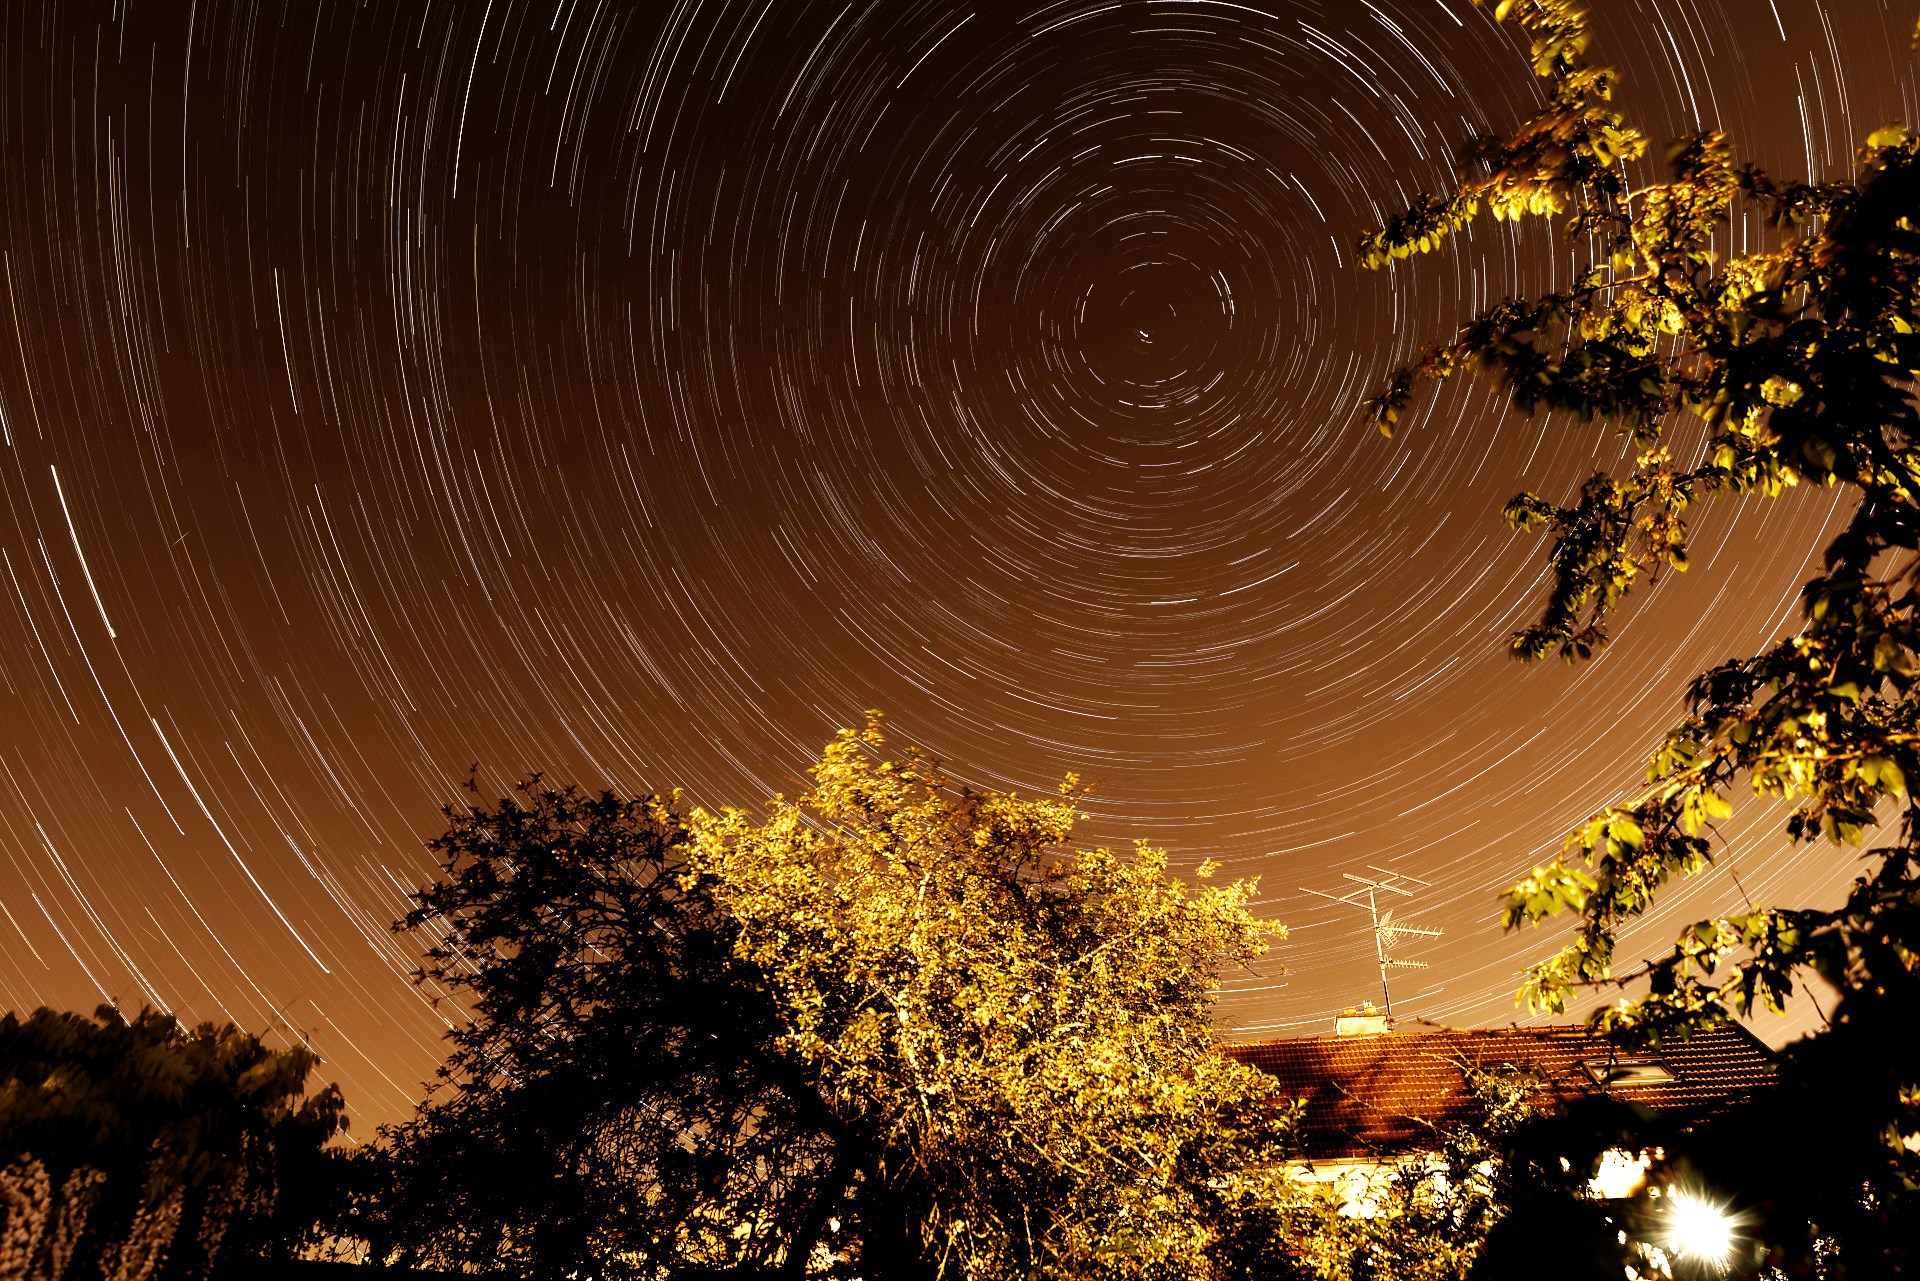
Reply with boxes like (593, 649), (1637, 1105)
(1363, 0), (1920, 1269)
(683, 717), (1291, 1281)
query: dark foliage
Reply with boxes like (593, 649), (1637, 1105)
(361, 781), (845, 1281)
(1623, 1004), (1919, 1275)
(0, 1004), (346, 1281)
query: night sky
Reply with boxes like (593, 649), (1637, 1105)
(0, 0), (1913, 1127)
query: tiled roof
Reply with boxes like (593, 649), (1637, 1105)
(1220, 1024), (1776, 1162)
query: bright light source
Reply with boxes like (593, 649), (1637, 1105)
(1659, 1187), (1743, 1270)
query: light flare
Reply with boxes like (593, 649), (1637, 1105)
(1657, 1186), (1749, 1271)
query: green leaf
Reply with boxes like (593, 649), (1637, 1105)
(1859, 755), (1907, 795)
(1874, 632), (1914, 675)
(1609, 816), (1645, 851)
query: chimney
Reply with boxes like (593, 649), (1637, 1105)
(1335, 1002), (1389, 1036)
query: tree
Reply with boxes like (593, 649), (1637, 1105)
(377, 726), (1292, 1281)
(0, 1005), (345, 1281)
(684, 717), (1290, 1280)
(1362, 0), (1920, 1270)
(367, 781), (836, 1281)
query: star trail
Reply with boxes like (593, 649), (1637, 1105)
(0, 0), (1914, 1126)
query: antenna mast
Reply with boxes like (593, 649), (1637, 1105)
(1300, 866), (1443, 1020)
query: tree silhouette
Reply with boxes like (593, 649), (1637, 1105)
(0, 1005), (345, 1281)
(368, 781), (831, 1280)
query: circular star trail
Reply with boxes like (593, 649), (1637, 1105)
(0, 0), (1913, 1124)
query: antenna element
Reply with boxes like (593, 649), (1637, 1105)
(1300, 865), (1443, 1021)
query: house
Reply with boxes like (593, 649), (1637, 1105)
(1220, 1009), (1776, 1201)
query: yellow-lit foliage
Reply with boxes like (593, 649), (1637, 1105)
(687, 716), (1290, 1280)
(1360, 0), (1920, 1269)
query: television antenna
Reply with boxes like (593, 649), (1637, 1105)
(1300, 867), (1444, 1021)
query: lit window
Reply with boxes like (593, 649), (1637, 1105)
(1580, 1055), (1676, 1087)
